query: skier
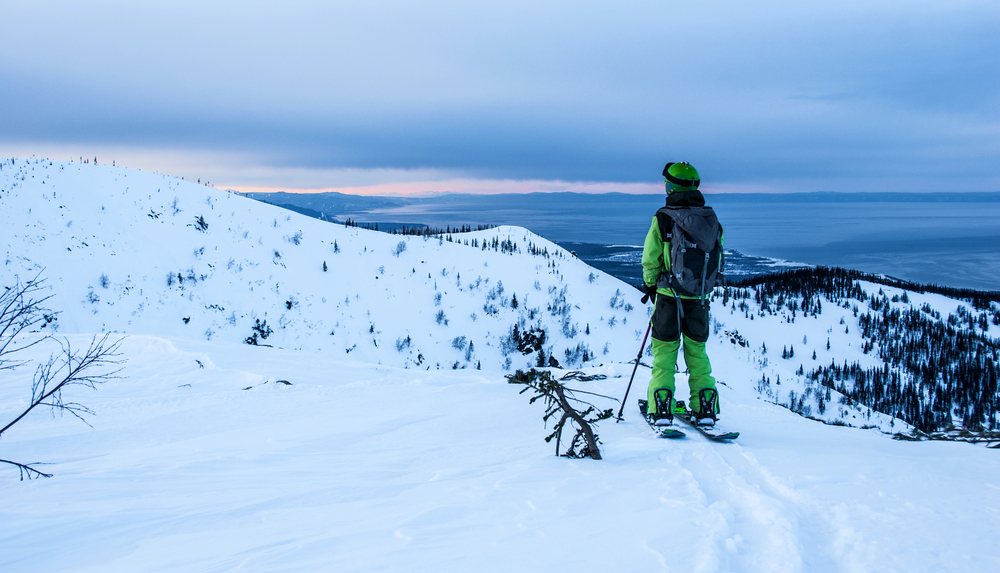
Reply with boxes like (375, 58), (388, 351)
(642, 162), (723, 427)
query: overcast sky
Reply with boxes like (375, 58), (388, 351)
(2, 0), (998, 194)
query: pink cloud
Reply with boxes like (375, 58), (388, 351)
(228, 178), (669, 196)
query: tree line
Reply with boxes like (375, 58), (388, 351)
(723, 267), (999, 432)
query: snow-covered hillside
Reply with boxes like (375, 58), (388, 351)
(1, 158), (648, 371)
(3, 158), (1000, 572)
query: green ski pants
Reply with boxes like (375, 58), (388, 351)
(646, 295), (718, 415)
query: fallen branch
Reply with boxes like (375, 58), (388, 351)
(559, 370), (608, 382)
(507, 369), (615, 460)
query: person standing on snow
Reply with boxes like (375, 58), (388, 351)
(641, 162), (724, 427)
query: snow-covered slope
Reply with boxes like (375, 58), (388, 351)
(3, 334), (998, 572)
(3, 158), (999, 572)
(2, 158), (648, 370)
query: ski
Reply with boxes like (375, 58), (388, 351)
(637, 399), (685, 438)
(674, 413), (740, 441)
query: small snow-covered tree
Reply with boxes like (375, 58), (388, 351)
(245, 318), (273, 345)
(396, 336), (412, 351)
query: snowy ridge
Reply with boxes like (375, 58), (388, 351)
(3, 158), (1000, 572)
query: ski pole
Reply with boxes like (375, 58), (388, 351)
(617, 322), (651, 422)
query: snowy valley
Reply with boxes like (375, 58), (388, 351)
(2, 158), (999, 572)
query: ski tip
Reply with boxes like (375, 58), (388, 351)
(660, 430), (686, 439)
(710, 432), (740, 441)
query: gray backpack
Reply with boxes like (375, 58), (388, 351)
(654, 205), (724, 300)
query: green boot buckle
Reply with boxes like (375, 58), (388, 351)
(673, 400), (687, 416)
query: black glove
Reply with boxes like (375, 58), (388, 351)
(641, 285), (657, 305)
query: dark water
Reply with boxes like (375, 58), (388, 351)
(253, 191), (1000, 291)
(715, 201), (1000, 291)
(557, 243), (808, 288)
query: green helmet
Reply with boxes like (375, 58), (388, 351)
(663, 162), (700, 193)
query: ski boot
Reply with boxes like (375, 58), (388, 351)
(692, 388), (719, 427)
(673, 400), (688, 417)
(651, 388), (675, 426)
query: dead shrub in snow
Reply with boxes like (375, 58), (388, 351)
(507, 369), (614, 460)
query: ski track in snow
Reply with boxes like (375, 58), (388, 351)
(617, 386), (831, 572)
(2, 159), (1000, 572)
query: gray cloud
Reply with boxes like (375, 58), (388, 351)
(2, 0), (998, 191)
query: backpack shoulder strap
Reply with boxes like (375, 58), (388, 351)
(654, 207), (678, 244)
(654, 207), (682, 291)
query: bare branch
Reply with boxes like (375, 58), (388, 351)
(559, 371), (608, 382)
(1, 274), (123, 479)
(561, 387), (619, 402)
(0, 334), (123, 441)
(0, 272), (57, 371)
(0, 459), (53, 480)
(550, 383), (603, 460)
(554, 412), (569, 456)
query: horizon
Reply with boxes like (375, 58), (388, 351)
(11, 156), (998, 199)
(241, 186), (1000, 199)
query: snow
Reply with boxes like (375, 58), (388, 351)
(1, 158), (650, 370)
(2, 158), (999, 572)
